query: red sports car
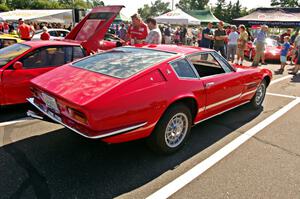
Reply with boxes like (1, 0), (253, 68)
(245, 38), (292, 61)
(28, 45), (272, 154)
(0, 6), (125, 106)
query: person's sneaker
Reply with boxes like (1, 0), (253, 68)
(288, 71), (297, 75)
(275, 69), (284, 74)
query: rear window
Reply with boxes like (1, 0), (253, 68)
(72, 47), (175, 78)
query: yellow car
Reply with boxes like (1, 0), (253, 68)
(0, 34), (23, 49)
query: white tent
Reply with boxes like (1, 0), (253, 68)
(155, 8), (201, 25)
(0, 9), (72, 24)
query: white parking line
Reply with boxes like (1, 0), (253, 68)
(270, 75), (293, 85)
(146, 97), (300, 199)
(0, 117), (33, 127)
(267, 92), (298, 99)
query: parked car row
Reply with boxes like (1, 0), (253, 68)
(244, 38), (293, 61)
(0, 5), (126, 106)
(0, 6), (273, 154)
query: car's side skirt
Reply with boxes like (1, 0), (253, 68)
(194, 101), (250, 125)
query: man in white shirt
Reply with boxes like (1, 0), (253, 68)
(227, 25), (239, 63)
(145, 18), (162, 44)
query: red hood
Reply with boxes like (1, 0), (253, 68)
(31, 65), (121, 105)
(65, 5), (124, 53)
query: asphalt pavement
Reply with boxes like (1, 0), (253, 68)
(0, 62), (300, 199)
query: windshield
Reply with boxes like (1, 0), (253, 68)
(265, 38), (278, 47)
(72, 47), (175, 78)
(0, 44), (31, 68)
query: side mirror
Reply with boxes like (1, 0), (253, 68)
(13, 61), (23, 70)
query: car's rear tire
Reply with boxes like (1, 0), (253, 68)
(147, 103), (192, 154)
(249, 79), (267, 109)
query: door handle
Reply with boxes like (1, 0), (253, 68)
(205, 82), (215, 88)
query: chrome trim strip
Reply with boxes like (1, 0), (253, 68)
(206, 94), (241, 110)
(241, 89), (256, 97)
(194, 101), (250, 125)
(244, 82), (257, 86)
(27, 98), (147, 139)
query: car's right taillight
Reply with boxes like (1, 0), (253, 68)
(67, 107), (88, 125)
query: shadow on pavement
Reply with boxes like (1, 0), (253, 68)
(0, 103), (32, 123)
(0, 104), (263, 199)
(290, 75), (300, 83)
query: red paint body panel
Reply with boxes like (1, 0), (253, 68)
(0, 42), (82, 105)
(65, 5), (124, 54)
(30, 45), (272, 143)
(245, 39), (293, 61)
(0, 6), (126, 106)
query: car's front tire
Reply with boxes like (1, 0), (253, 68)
(250, 79), (267, 109)
(147, 103), (192, 154)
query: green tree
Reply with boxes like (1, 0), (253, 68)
(271, 0), (299, 7)
(177, 0), (209, 10)
(138, 0), (171, 20)
(231, 0), (242, 19)
(90, 0), (104, 7)
(224, 1), (233, 22)
(214, 0), (226, 20)
(0, 3), (9, 11)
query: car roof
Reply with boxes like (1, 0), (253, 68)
(24, 40), (81, 47)
(138, 44), (214, 55)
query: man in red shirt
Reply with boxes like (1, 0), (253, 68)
(40, 26), (50, 40)
(128, 13), (149, 45)
(3, 21), (9, 33)
(17, 18), (35, 41)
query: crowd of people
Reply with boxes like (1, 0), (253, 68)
(0, 18), (71, 41)
(1, 13), (300, 75)
(111, 14), (300, 75)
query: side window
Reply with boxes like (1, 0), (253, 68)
(21, 47), (69, 69)
(187, 53), (226, 77)
(57, 31), (68, 37)
(73, 47), (85, 60)
(3, 39), (17, 48)
(49, 31), (57, 37)
(212, 52), (234, 73)
(170, 59), (198, 79)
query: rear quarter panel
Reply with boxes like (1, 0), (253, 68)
(84, 62), (205, 139)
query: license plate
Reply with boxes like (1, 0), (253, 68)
(41, 93), (60, 113)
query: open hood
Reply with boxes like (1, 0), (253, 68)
(65, 5), (124, 53)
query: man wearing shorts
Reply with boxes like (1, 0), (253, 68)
(252, 25), (268, 67)
(290, 34), (300, 75)
(275, 36), (291, 74)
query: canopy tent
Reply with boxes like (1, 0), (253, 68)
(0, 9), (72, 24)
(155, 8), (201, 25)
(233, 8), (300, 27)
(186, 9), (220, 23)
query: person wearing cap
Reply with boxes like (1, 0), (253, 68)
(145, 18), (162, 44)
(17, 18), (35, 41)
(252, 25), (268, 67)
(200, 22), (214, 48)
(40, 26), (50, 40)
(214, 21), (227, 58)
(128, 13), (149, 45)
